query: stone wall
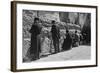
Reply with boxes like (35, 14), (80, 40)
(22, 10), (91, 60)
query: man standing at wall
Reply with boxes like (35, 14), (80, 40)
(29, 18), (42, 61)
(51, 20), (60, 54)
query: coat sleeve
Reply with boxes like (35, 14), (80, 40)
(57, 27), (60, 39)
(29, 25), (35, 33)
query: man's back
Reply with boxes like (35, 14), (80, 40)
(51, 25), (60, 39)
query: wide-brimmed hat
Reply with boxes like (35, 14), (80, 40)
(34, 17), (39, 21)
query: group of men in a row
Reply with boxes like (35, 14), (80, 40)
(28, 17), (79, 61)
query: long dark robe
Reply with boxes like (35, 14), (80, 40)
(51, 25), (60, 53)
(28, 23), (41, 60)
(62, 33), (72, 51)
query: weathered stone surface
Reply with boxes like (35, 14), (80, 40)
(22, 10), (91, 61)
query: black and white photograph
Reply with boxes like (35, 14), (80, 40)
(11, 1), (97, 71)
(23, 10), (91, 62)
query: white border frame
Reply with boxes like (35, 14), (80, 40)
(15, 2), (97, 70)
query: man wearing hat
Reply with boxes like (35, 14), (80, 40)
(51, 20), (60, 53)
(29, 17), (42, 61)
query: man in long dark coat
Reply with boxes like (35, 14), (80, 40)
(29, 18), (41, 61)
(51, 20), (60, 53)
(62, 30), (72, 51)
(73, 30), (79, 47)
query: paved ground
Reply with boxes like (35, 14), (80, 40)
(36, 45), (91, 62)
